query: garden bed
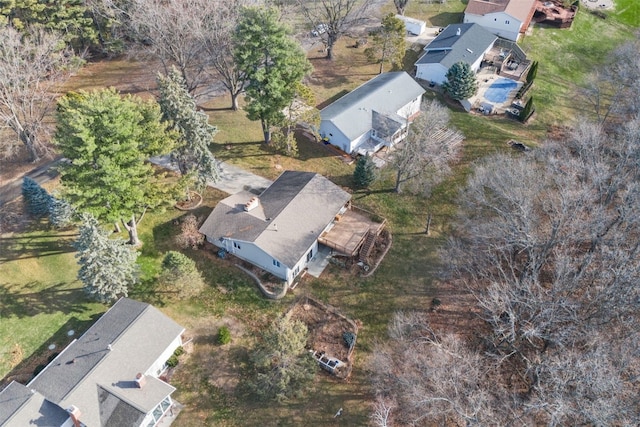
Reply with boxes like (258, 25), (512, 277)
(287, 296), (359, 379)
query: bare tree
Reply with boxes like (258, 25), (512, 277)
(393, 0), (410, 15)
(297, 0), (372, 60)
(0, 27), (76, 161)
(200, 0), (248, 110)
(388, 100), (463, 193)
(127, 0), (214, 98)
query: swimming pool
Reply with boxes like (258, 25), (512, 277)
(484, 78), (518, 104)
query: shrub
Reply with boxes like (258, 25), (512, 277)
(218, 326), (231, 345)
(175, 214), (205, 249)
(343, 331), (356, 349)
(173, 346), (185, 356)
(166, 354), (179, 368)
(158, 251), (206, 299)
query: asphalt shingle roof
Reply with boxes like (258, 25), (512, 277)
(415, 23), (497, 69)
(320, 72), (425, 142)
(0, 381), (70, 426)
(199, 171), (352, 268)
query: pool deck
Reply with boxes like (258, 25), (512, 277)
(468, 68), (523, 115)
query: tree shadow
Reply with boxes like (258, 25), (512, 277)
(315, 89), (349, 110)
(430, 12), (464, 28)
(0, 282), (87, 318)
(0, 314), (100, 388)
(0, 232), (77, 262)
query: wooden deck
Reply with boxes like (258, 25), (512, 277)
(318, 207), (384, 257)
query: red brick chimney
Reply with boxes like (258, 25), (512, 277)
(66, 405), (81, 427)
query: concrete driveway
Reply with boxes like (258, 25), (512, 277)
(150, 155), (272, 195)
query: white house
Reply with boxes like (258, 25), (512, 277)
(463, 0), (537, 42)
(396, 14), (426, 36)
(0, 298), (185, 427)
(319, 72), (425, 155)
(199, 171), (352, 284)
(414, 23), (497, 85)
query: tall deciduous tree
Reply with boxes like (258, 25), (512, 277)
(393, 0), (410, 15)
(365, 13), (406, 74)
(388, 100), (463, 193)
(234, 6), (311, 144)
(442, 61), (477, 100)
(297, 0), (372, 60)
(127, 0), (212, 97)
(0, 26), (77, 161)
(75, 213), (139, 303)
(249, 315), (316, 401)
(55, 88), (177, 245)
(157, 67), (220, 197)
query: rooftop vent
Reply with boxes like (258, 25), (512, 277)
(135, 373), (146, 389)
(456, 27), (461, 36)
(244, 197), (259, 212)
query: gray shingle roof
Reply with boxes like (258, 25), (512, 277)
(415, 23), (497, 69)
(320, 72), (425, 142)
(27, 298), (183, 427)
(199, 171), (352, 268)
(0, 381), (69, 426)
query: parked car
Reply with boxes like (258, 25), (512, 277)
(311, 23), (328, 37)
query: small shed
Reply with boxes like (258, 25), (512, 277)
(396, 15), (426, 36)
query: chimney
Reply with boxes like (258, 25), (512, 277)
(244, 197), (259, 212)
(67, 405), (81, 427)
(456, 27), (461, 36)
(135, 373), (146, 388)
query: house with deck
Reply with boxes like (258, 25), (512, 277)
(463, 0), (537, 42)
(0, 298), (185, 427)
(199, 171), (385, 284)
(319, 71), (425, 155)
(414, 23), (498, 85)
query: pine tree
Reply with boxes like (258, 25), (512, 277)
(526, 61), (538, 84)
(158, 251), (205, 299)
(48, 195), (75, 228)
(75, 213), (139, 303)
(364, 13), (406, 74)
(157, 67), (220, 196)
(519, 96), (535, 123)
(442, 61), (478, 100)
(22, 176), (51, 216)
(353, 155), (377, 188)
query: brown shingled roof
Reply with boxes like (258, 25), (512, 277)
(466, 0), (536, 22)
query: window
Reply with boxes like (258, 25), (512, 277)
(233, 242), (241, 250)
(273, 259), (280, 267)
(306, 249), (313, 262)
(505, 20), (510, 24)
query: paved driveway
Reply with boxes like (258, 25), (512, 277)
(150, 155), (272, 195)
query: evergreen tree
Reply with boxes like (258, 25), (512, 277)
(234, 6), (312, 144)
(75, 213), (139, 303)
(249, 315), (316, 401)
(364, 13), (406, 74)
(157, 67), (220, 197)
(48, 195), (75, 228)
(526, 60), (538, 84)
(442, 61), (478, 100)
(55, 88), (178, 245)
(22, 176), (51, 216)
(158, 251), (205, 299)
(353, 155), (377, 188)
(519, 96), (535, 123)
(271, 82), (320, 157)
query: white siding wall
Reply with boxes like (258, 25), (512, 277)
(396, 96), (422, 118)
(146, 333), (184, 377)
(416, 63), (448, 85)
(463, 12), (521, 41)
(224, 239), (292, 282)
(319, 121), (350, 152)
(348, 131), (371, 154)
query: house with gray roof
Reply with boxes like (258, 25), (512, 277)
(415, 23), (498, 85)
(0, 298), (185, 427)
(199, 171), (352, 284)
(319, 71), (425, 155)
(464, 0), (537, 42)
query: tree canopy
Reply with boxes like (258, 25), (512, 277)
(75, 213), (139, 303)
(234, 6), (311, 144)
(157, 67), (220, 196)
(55, 88), (177, 245)
(365, 13), (406, 74)
(442, 61), (478, 100)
